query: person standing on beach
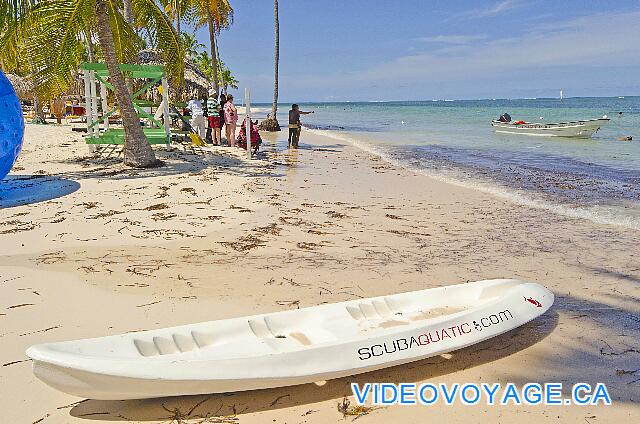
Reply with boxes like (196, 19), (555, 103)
(224, 94), (238, 147)
(219, 93), (227, 144)
(207, 89), (222, 145)
(288, 104), (314, 148)
(187, 97), (206, 139)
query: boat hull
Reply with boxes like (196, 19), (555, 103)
(27, 279), (554, 399)
(491, 118), (609, 138)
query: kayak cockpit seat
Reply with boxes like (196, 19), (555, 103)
(133, 331), (216, 357)
(248, 315), (339, 351)
(346, 298), (410, 329)
(131, 321), (271, 358)
(346, 296), (468, 331)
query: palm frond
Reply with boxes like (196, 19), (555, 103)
(192, 0), (233, 32)
(24, 0), (95, 98)
(106, 0), (143, 63)
(0, 0), (38, 72)
(132, 0), (184, 84)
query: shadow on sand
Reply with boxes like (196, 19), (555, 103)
(69, 312), (558, 421)
(0, 175), (81, 208)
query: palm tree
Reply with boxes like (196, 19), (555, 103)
(192, 0), (232, 92)
(8, 0), (183, 167)
(271, 0), (279, 122)
(161, 0), (191, 37)
(259, 0), (280, 131)
(95, 0), (155, 166)
(195, 50), (237, 90)
(181, 32), (204, 59)
(0, 1), (47, 123)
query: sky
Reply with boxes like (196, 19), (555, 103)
(188, 0), (640, 102)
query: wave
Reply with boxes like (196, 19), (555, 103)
(307, 127), (640, 230)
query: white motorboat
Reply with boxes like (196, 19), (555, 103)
(491, 117), (609, 138)
(27, 278), (553, 400)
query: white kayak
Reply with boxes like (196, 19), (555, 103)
(27, 278), (553, 400)
(491, 118), (609, 137)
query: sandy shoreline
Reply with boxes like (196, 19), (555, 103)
(1, 124), (638, 423)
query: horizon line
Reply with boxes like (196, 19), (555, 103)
(245, 95), (637, 104)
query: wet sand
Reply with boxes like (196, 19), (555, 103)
(0, 124), (638, 423)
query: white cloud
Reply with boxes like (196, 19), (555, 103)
(472, 0), (522, 18)
(417, 34), (488, 45)
(288, 10), (640, 97)
(458, 0), (523, 18)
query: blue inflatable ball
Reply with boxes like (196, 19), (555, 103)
(0, 71), (24, 180)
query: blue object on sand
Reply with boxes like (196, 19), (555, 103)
(0, 71), (24, 180)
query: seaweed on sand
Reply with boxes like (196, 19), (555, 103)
(87, 210), (124, 219)
(145, 203), (169, 211)
(327, 211), (348, 219)
(0, 220), (37, 234)
(180, 187), (197, 196)
(221, 235), (265, 252)
(297, 242), (319, 250)
(253, 223), (281, 235)
(337, 397), (378, 420)
(160, 398), (239, 423)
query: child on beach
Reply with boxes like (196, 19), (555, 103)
(224, 94), (238, 147)
(207, 89), (221, 145)
(288, 104), (314, 148)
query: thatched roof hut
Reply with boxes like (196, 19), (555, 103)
(6, 73), (35, 99)
(7, 50), (210, 103)
(136, 49), (210, 101)
(7, 72), (85, 100)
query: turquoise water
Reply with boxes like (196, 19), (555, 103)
(269, 97), (640, 229)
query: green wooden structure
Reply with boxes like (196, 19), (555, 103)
(80, 63), (171, 148)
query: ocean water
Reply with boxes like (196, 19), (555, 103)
(269, 97), (640, 229)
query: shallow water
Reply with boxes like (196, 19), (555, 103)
(266, 97), (640, 229)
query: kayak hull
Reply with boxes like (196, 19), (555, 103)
(27, 279), (554, 399)
(491, 118), (609, 138)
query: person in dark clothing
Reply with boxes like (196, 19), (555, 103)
(498, 112), (512, 122)
(288, 104), (314, 148)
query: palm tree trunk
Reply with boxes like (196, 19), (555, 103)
(85, 31), (95, 62)
(272, 0), (279, 119)
(32, 96), (46, 124)
(176, 13), (181, 36)
(259, 0), (281, 131)
(95, 0), (158, 168)
(123, 0), (133, 24)
(215, 32), (223, 90)
(207, 12), (219, 92)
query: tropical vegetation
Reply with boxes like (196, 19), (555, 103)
(191, 0), (233, 92)
(259, 0), (280, 131)
(0, 0), (235, 167)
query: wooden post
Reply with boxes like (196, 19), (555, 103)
(100, 80), (109, 132)
(89, 71), (99, 138)
(83, 70), (95, 152)
(162, 76), (171, 150)
(245, 87), (251, 159)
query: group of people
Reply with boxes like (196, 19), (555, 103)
(187, 89), (238, 146)
(187, 92), (314, 149)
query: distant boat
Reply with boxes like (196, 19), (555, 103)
(491, 118), (609, 138)
(560, 90), (563, 100)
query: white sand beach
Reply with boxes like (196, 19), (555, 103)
(1, 124), (639, 423)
